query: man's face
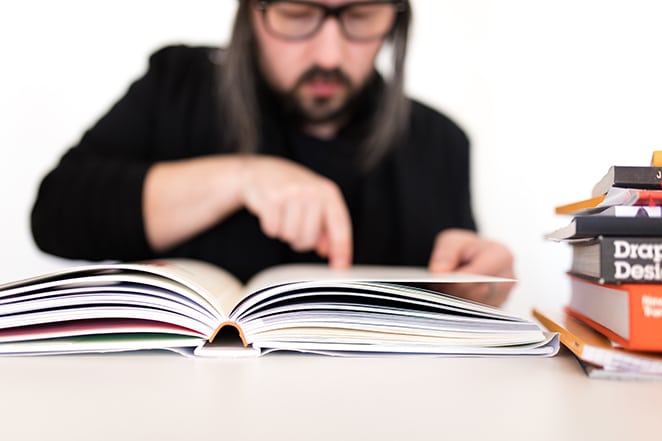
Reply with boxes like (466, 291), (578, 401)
(251, 0), (389, 124)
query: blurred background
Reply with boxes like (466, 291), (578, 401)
(1, 0), (661, 314)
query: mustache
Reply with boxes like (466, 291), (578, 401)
(293, 66), (353, 90)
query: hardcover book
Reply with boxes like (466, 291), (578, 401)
(591, 165), (662, 197)
(571, 236), (662, 283)
(0, 259), (559, 357)
(532, 308), (662, 376)
(544, 216), (662, 242)
(566, 275), (662, 352)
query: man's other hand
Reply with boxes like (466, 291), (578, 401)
(427, 228), (515, 306)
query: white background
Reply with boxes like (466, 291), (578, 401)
(1, 0), (661, 314)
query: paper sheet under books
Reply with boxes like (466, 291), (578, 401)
(577, 358), (662, 381)
(533, 308), (662, 379)
(0, 259), (559, 357)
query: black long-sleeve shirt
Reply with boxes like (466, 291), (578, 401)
(31, 45), (476, 283)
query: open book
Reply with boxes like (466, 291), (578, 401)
(0, 259), (559, 357)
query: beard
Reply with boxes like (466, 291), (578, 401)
(276, 66), (361, 125)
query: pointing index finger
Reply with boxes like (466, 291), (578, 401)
(322, 188), (353, 268)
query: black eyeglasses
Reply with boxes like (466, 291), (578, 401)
(255, 0), (407, 42)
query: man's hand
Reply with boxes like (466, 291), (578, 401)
(240, 156), (353, 268)
(427, 229), (515, 306)
(143, 155), (352, 268)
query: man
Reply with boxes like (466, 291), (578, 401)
(31, 0), (514, 305)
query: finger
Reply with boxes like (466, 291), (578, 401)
(321, 185), (352, 268)
(257, 201), (283, 239)
(316, 233), (330, 258)
(281, 200), (303, 245)
(292, 202), (322, 252)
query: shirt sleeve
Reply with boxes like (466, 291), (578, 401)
(30, 48), (177, 261)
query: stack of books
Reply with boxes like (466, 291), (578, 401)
(539, 156), (662, 379)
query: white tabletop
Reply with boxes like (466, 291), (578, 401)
(0, 349), (659, 441)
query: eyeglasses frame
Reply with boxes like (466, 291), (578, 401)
(254, 0), (408, 42)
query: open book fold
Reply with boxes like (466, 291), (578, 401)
(0, 259), (559, 357)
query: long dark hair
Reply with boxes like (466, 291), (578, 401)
(219, 0), (412, 170)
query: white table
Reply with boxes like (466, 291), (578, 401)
(0, 350), (659, 440)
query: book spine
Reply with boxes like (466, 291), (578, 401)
(531, 309), (585, 359)
(567, 296), (662, 352)
(598, 238), (662, 283)
(592, 166), (662, 197)
(627, 286), (662, 351)
(612, 167), (662, 190)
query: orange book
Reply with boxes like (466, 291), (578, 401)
(555, 188), (662, 215)
(532, 308), (662, 373)
(651, 151), (662, 167)
(566, 275), (662, 352)
(555, 194), (606, 215)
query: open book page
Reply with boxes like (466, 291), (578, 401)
(0, 272), (222, 332)
(0, 258), (244, 319)
(0, 259), (245, 350)
(244, 263), (512, 294)
(128, 259), (245, 316)
(239, 263), (516, 326)
(225, 268), (556, 356)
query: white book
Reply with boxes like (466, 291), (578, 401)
(592, 205), (662, 217)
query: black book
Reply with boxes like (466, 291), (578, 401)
(570, 236), (662, 283)
(592, 166), (662, 197)
(545, 216), (662, 241)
